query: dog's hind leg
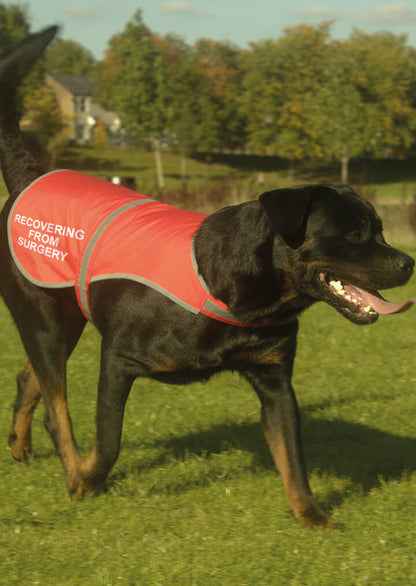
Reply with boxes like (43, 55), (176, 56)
(8, 361), (41, 462)
(6, 282), (86, 487)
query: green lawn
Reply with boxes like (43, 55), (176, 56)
(2, 147), (416, 208)
(0, 250), (415, 584)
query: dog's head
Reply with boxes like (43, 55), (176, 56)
(260, 184), (415, 324)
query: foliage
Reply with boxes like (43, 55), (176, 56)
(98, 10), (174, 187)
(241, 23), (331, 160)
(240, 24), (416, 182)
(0, 1), (28, 52)
(46, 131), (72, 170)
(3, 7), (416, 184)
(23, 85), (66, 139)
(44, 39), (96, 75)
(23, 85), (71, 169)
(92, 119), (109, 149)
(98, 11), (247, 165)
(99, 10), (166, 142)
(192, 39), (247, 152)
(308, 31), (416, 181)
(0, 3), (50, 108)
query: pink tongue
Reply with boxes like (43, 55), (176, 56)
(345, 284), (416, 315)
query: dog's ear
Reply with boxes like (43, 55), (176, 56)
(259, 186), (314, 245)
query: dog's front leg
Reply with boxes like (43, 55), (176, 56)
(68, 344), (135, 499)
(243, 365), (328, 528)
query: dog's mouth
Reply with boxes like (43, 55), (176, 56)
(317, 273), (415, 324)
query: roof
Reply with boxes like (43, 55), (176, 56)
(48, 73), (97, 96)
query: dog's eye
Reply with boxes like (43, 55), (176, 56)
(346, 230), (363, 243)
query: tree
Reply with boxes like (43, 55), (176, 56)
(93, 119), (109, 149)
(305, 40), (368, 182)
(151, 33), (200, 178)
(99, 10), (169, 188)
(241, 23), (331, 169)
(99, 10), (238, 188)
(240, 23), (416, 182)
(0, 2), (28, 52)
(349, 31), (416, 158)
(23, 85), (70, 169)
(309, 31), (416, 182)
(192, 39), (247, 152)
(0, 3), (47, 107)
(44, 39), (96, 75)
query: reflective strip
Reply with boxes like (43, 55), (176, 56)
(9, 171), (271, 328)
(77, 199), (156, 321)
(191, 235), (210, 292)
(7, 170), (76, 289)
(191, 233), (271, 328)
(202, 298), (240, 321)
(191, 234), (241, 323)
(89, 274), (200, 315)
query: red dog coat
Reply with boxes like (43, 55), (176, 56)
(7, 170), (252, 326)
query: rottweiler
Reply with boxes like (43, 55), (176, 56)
(0, 28), (414, 528)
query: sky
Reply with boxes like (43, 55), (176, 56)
(26, 0), (416, 59)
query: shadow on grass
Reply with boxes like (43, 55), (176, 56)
(10, 410), (414, 517)
(116, 413), (416, 512)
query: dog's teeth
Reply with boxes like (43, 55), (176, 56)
(345, 295), (351, 301)
(364, 305), (372, 313)
(331, 280), (343, 291)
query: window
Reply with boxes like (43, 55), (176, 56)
(73, 96), (87, 113)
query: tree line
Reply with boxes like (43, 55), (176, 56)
(2, 4), (416, 183)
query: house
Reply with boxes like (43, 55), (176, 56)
(46, 73), (124, 145)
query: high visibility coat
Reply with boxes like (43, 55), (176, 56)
(8, 170), (252, 326)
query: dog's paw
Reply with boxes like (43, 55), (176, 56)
(8, 430), (32, 463)
(300, 506), (329, 528)
(67, 474), (97, 500)
(66, 462), (107, 501)
(294, 496), (330, 529)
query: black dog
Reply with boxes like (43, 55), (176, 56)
(0, 29), (414, 528)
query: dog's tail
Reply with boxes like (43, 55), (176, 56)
(0, 26), (58, 199)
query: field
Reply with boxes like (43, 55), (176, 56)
(2, 147), (416, 205)
(0, 148), (416, 583)
(0, 254), (415, 584)
(3, 146), (415, 244)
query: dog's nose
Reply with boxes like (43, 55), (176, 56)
(396, 254), (414, 274)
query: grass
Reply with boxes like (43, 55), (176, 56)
(0, 147), (266, 212)
(1, 147), (416, 246)
(0, 248), (415, 584)
(58, 147), (416, 204)
(2, 146), (416, 205)
(0, 147), (416, 583)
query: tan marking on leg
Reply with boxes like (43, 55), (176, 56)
(150, 359), (183, 373)
(9, 362), (41, 462)
(68, 439), (106, 500)
(246, 348), (283, 366)
(261, 417), (328, 528)
(48, 393), (83, 477)
(40, 346), (83, 485)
